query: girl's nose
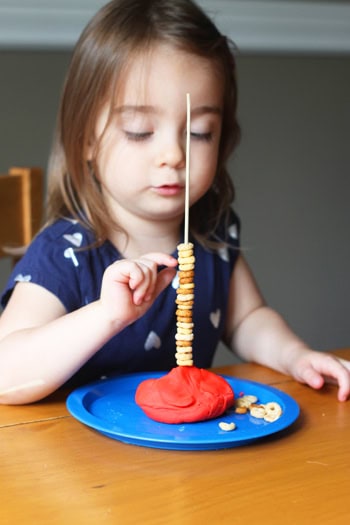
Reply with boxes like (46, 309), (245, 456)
(155, 136), (186, 169)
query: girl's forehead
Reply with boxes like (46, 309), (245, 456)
(113, 43), (223, 106)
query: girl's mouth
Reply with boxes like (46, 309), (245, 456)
(152, 184), (184, 196)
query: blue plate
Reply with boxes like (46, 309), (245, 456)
(66, 372), (299, 450)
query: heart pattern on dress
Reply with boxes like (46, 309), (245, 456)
(229, 223), (238, 239)
(144, 331), (162, 351)
(209, 309), (221, 329)
(217, 246), (229, 262)
(63, 232), (83, 247)
(171, 272), (179, 289)
(64, 247), (79, 267)
(14, 273), (32, 282)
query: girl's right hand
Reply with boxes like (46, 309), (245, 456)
(99, 252), (178, 329)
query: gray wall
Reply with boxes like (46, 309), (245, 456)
(0, 50), (349, 365)
(226, 55), (350, 365)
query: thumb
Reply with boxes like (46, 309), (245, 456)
(299, 364), (325, 390)
(154, 267), (177, 298)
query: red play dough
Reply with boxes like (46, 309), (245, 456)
(135, 366), (234, 424)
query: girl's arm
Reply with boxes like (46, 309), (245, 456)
(0, 253), (177, 404)
(223, 255), (350, 401)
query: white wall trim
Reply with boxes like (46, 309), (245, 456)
(0, 1), (350, 54)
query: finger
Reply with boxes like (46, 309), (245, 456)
(154, 267), (177, 297)
(300, 356), (350, 401)
(141, 252), (178, 268)
(105, 260), (152, 307)
(131, 263), (156, 305)
(135, 265), (177, 305)
(109, 260), (144, 288)
(338, 357), (350, 372)
(337, 383), (350, 402)
(319, 355), (350, 400)
(129, 261), (154, 289)
(300, 364), (325, 390)
(133, 254), (177, 302)
(331, 363), (350, 401)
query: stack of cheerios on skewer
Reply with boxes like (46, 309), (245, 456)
(175, 242), (195, 366)
(134, 93), (235, 425)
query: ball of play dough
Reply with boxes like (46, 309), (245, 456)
(135, 366), (234, 424)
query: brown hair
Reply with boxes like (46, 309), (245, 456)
(46, 0), (240, 247)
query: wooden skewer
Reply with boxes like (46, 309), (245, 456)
(184, 93), (191, 245)
(174, 94), (195, 367)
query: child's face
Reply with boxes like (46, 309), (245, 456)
(92, 43), (224, 228)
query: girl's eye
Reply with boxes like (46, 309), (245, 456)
(124, 131), (153, 141)
(190, 131), (213, 142)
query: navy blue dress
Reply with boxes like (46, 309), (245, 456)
(1, 212), (240, 386)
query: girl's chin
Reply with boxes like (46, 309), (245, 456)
(141, 209), (184, 225)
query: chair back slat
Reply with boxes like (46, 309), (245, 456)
(0, 167), (44, 264)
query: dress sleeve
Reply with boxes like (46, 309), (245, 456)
(1, 222), (83, 311)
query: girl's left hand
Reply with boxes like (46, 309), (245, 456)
(291, 350), (350, 401)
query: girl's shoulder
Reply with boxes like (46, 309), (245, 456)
(0, 218), (115, 311)
(34, 218), (96, 248)
(23, 217), (118, 279)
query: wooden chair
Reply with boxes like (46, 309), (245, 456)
(0, 167), (44, 266)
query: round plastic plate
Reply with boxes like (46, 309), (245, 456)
(66, 372), (299, 450)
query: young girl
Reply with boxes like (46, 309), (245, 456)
(0, 0), (349, 405)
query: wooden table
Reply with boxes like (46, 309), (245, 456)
(1, 349), (349, 524)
